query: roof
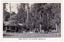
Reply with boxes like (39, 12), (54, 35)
(4, 21), (24, 26)
(18, 23), (23, 26)
(4, 21), (18, 26)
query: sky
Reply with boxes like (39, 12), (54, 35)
(5, 3), (21, 14)
(5, 3), (33, 14)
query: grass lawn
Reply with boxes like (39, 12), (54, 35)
(3, 31), (61, 38)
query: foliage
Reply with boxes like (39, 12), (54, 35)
(3, 3), (61, 31)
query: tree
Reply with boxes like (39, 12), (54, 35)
(3, 3), (10, 21)
(7, 3), (61, 32)
(31, 3), (61, 32)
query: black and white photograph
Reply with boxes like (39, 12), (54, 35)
(3, 3), (61, 38)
